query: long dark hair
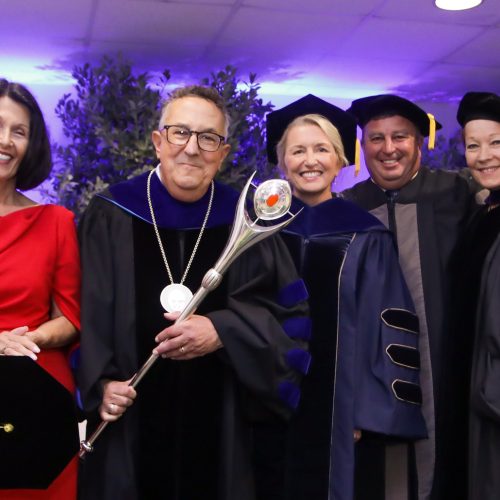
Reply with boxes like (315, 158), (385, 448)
(0, 79), (52, 190)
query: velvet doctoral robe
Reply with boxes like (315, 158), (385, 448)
(280, 196), (427, 500)
(453, 204), (500, 500)
(342, 167), (473, 499)
(77, 171), (309, 500)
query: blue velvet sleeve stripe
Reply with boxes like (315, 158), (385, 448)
(277, 279), (309, 308)
(282, 316), (312, 340)
(286, 348), (312, 375)
(278, 381), (301, 410)
(69, 347), (80, 371)
(76, 388), (83, 410)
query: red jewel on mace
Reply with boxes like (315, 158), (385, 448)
(266, 194), (279, 207)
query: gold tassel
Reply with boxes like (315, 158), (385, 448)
(427, 113), (436, 150)
(354, 138), (361, 176)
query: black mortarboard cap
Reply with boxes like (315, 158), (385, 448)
(0, 356), (79, 488)
(266, 94), (358, 166)
(347, 94), (442, 140)
(457, 91), (500, 127)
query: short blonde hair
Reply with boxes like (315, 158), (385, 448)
(276, 114), (348, 170)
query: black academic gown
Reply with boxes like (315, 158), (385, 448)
(342, 167), (473, 499)
(280, 196), (427, 500)
(77, 171), (309, 500)
(455, 205), (500, 500)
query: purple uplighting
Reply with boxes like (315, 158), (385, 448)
(2, 0), (500, 194)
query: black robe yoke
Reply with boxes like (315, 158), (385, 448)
(77, 172), (309, 500)
(342, 167), (473, 499)
(281, 197), (426, 500)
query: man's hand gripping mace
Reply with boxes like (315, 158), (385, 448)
(79, 173), (300, 458)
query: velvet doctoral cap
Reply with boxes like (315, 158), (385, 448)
(348, 94), (442, 138)
(457, 91), (500, 127)
(266, 94), (358, 166)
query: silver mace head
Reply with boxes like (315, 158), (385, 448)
(206, 172), (301, 283)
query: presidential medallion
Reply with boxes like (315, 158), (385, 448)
(160, 283), (193, 313)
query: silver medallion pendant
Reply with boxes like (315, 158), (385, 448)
(160, 283), (194, 313)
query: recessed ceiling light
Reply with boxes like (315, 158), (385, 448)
(435, 0), (483, 10)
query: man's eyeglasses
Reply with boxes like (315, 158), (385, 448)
(161, 125), (225, 152)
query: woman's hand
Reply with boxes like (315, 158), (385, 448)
(99, 379), (137, 422)
(0, 326), (40, 360)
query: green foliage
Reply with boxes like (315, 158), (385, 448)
(202, 66), (279, 188)
(45, 57), (276, 217)
(422, 127), (467, 171)
(43, 55), (169, 216)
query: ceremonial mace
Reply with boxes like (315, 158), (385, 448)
(79, 173), (300, 458)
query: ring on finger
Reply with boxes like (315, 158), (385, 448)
(179, 345), (186, 354)
(109, 403), (116, 414)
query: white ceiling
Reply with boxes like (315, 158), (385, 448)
(2, 0), (500, 102)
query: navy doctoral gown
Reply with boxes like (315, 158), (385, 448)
(342, 168), (474, 499)
(280, 196), (427, 500)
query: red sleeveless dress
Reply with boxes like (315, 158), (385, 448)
(0, 205), (81, 499)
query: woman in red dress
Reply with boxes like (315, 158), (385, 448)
(0, 79), (81, 499)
